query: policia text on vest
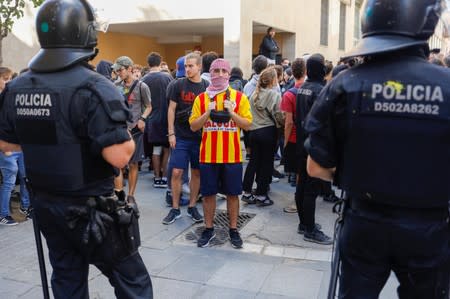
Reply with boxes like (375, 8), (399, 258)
(370, 82), (443, 116)
(15, 93), (53, 117)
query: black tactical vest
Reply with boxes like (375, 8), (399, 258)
(296, 80), (325, 159)
(9, 66), (116, 194)
(335, 56), (450, 208)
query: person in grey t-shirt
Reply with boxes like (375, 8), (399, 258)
(113, 56), (152, 203)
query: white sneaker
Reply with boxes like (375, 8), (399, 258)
(271, 176), (280, 183)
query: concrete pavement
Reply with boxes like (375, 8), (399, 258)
(0, 161), (399, 298)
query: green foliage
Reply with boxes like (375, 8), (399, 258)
(0, 0), (45, 38)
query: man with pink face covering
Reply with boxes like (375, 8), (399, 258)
(190, 59), (252, 249)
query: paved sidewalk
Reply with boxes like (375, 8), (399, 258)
(0, 163), (398, 298)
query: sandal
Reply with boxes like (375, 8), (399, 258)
(257, 196), (274, 207)
(283, 205), (297, 213)
(241, 194), (257, 204)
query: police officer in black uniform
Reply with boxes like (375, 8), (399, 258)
(0, 0), (153, 298)
(295, 53), (333, 245)
(305, 0), (450, 298)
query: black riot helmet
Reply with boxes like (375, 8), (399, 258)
(29, 0), (98, 72)
(343, 0), (445, 58)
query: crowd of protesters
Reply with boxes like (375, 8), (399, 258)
(2, 35), (449, 248)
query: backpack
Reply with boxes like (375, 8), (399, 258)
(229, 79), (243, 92)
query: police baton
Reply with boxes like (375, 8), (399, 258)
(25, 178), (50, 299)
(327, 191), (346, 299)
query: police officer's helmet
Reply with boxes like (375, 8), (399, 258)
(29, 0), (98, 72)
(343, 0), (445, 58)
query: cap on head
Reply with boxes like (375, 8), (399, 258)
(29, 0), (98, 72)
(343, 0), (444, 58)
(176, 56), (186, 78)
(112, 56), (134, 71)
(209, 58), (231, 74)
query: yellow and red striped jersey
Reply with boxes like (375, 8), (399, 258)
(189, 88), (252, 163)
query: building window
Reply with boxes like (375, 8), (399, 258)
(320, 0), (329, 46)
(339, 2), (346, 50)
(354, 0), (362, 46)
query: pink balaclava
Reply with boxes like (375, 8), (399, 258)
(206, 58), (231, 99)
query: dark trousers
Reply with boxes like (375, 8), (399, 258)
(242, 126), (277, 196)
(295, 157), (321, 230)
(339, 205), (450, 299)
(33, 196), (153, 299)
(320, 181), (334, 196)
(283, 142), (298, 174)
(243, 129), (250, 149)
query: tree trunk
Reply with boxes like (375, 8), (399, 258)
(0, 37), (3, 66)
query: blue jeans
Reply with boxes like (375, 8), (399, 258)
(0, 152), (30, 217)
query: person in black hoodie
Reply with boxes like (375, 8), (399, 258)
(258, 27), (279, 63)
(294, 53), (333, 245)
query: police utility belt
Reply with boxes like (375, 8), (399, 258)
(348, 194), (449, 221)
(37, 191), (141, 254)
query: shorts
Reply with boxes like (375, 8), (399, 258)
(200, 163), (243, 196)
(130, 131), (144, 163)
(152, 145), (169, 155)
(150, 141), (170, 148)
(168, 138), (200, 170)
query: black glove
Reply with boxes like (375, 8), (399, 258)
(87, 207), (114, 244)
(66, 198), (114, 245)
(66, 206), (89, 230)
